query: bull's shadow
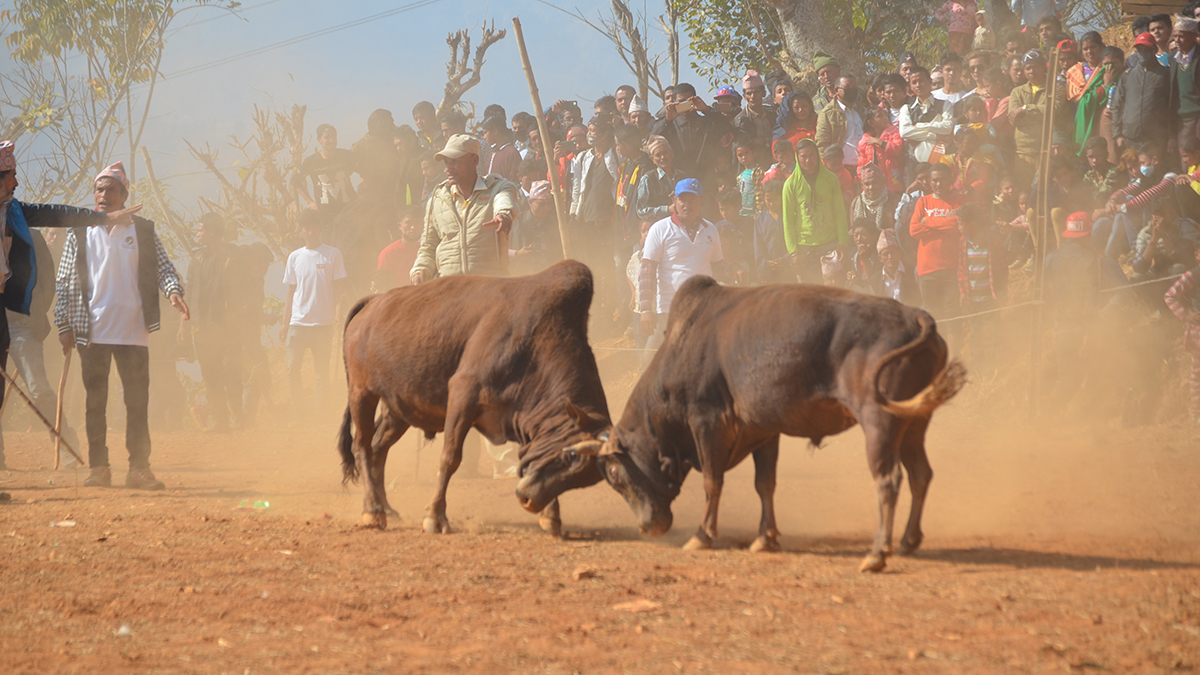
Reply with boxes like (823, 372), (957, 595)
(767, 534), (1200, 572)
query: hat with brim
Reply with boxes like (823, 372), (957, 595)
(435, 134), (481, 161)
(674, 178), (702, 197)
(1134, 32), (1157, 48)
(715, 86), (740, 100)
(1063, 211), (1092, 239)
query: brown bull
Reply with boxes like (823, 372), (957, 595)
(338, 260), (610, 534)
(571, 277), (966, 572)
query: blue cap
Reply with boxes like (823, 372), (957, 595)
(674, 178), (702, 197)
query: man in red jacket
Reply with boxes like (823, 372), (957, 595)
(909, 163), (963, 321)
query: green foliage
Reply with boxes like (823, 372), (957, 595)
(680, 0), (945, 88)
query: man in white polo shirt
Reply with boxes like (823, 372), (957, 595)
(637, 178), (728, 351)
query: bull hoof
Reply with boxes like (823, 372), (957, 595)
(859, 552), (887, 573)
(384, 506), (400, 519)
(898, 535), (923, 556)
(682, 535), (712, 551)
(422, 515), (450, 534)
(538, 517), (563, 538)
(749, 536), (781, 553)
(361, 512), (387, 530)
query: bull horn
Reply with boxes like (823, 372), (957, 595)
(563, 440), (604, 456)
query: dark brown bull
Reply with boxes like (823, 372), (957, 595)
(338, 260), (610, 534)
(570, 277), (966, 572)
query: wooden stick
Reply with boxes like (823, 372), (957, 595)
(54, 349), (72, 470)
(1028, 45), (1061, 421)
(0, 377), (14, 419)
(511, 17), (572, 259)
(0, 364), (83, 465)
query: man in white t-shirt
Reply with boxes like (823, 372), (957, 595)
(637, 178), (727, 351)
(281, 210), (346, 415)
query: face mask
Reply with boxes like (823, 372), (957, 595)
(586, 134), (597, 146)
(842, 87), (859, 105)
(1141, 165), (1154, 176)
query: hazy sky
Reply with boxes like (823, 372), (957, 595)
(4, 0), (711, 215)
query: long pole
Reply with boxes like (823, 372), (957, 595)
(54, 350), (72, 470)
(511, 17), (571, 259)
(0, 365), (83, 465)
(1028, 46), (1061, 420)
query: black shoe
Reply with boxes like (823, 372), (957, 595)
(84, 467), (112, 487)
(126, 468), (165, 491)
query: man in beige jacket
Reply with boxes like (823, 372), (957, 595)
(410, 134), (517, 284)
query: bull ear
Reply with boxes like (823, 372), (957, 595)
(565, 401), (605, 430)
(562, 439), (604, 456)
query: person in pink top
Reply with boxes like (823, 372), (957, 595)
(857, 107), (904, 194)
(935, 0), (978, 55)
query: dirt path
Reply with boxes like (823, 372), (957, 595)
(1, 405), (1198, 673)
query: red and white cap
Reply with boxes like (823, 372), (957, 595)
(1063, 211), (1092, 239)
(0, 141), (14, 172)
(95, 161), (130, 190)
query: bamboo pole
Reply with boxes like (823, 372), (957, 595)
(511, 17), (571, 259)
(1028, 46), (1061, 420)
(54, 350), (72, 470)
(0, 365), (83, 465)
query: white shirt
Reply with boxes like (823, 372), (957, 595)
(881, 262), (906, 301)
(642, 216), (723, 315)
(932, 88), (970, 105)
(887, 107), (903, 125)
(838, 100), (863, 165)
(283, 244), (347, 326)
(87, 223), (149, 347)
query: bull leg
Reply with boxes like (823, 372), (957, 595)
(897, 417), (933, 556)
(423, 378), (480, 534)
(749, 437), (782, 553)
(350, 390), (386, 529)
(371, 411), (409, 520)
(683, 466), (724, 551)
(538, 499), (562, 538)
(860, 417), (904, 573)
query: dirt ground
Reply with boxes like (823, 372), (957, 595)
(2, 364), (1200, 674)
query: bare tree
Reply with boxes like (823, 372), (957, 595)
(660, 0), (680, 89)
(437, 22), (508, 118)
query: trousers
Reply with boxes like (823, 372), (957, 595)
(286, 324), (333, 412)
(78, 343), (151, 470)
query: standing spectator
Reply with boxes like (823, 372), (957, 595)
(1072, 36), (1113, 151)
(1148, 14), (1174, 67)
(879, 74), (909, 125)
(650, 82), (732, 187)
(510, 181), (562, 276)
(933, 52), (971, 105)
(186, 213), (245, 432)
(734, 142), (764, 216)
(1163, 247), (1200, 424)
(935, 0), (977, 56)
(412, 101), (443, 151)
(481, 116), (521, 183)
(296, 124), (356, 226)
(635, 136), (688, 223)
(637, 179), (726, 349)
(1065, 32), (1106, 103)
(411, 134), (518, 282)
(614, 124), (654, 280)
(713, 86), (742, 121)
(754, 177), (790, 284)
(1113, 34), (1174, 156)
(763, 138), (796, 184)
(900, 67), (955, 184)
(847, 218), (881, 292)
(1172, 17), (1200, 149)
(56, 162), (189, 490)
(1009, 50), (1066, 190)
(734, 69), (773, 162)
(812, 51), (842, 112)
(858, 107), (904, 195)
(782, 139), (850, 283)
(956, 201), (1008, 310)
(280, 210), (345, 416)
(568, 116), (620, 291)
(909, 163), (963, 322)
(375, 205), (423, 290)
(774, 91), (819, 148)
(615, 84), (637, 123)
(945, 126), (999, 204)
(628, 96), (653, 132)
(817, 75), (864, 174)
(715, 189), (753, 285)
(511, 112), (537, 159)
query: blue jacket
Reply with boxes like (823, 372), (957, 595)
(3, 199), (104, 316)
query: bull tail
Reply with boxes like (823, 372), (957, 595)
(337, 404), (359, 484)
(872, 313), (968, 418)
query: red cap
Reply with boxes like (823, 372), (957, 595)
(1063, 211), (1092, 239)
(1135, 32), (1157, 48)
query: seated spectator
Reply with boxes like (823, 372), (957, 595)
(1176, 137), (1200, 223)
(715, 188), (753, 285)
(1093, 142), (1176, 258)
(851, 164), (898, 233)
(1133, 197), (1197, 280)
(635, 135), (688, 223)
(773, 91), (818, 147)
(754, 177), (790, 284)
(783, 138), (850, 283)
(1082, 136), (1123, 208)
(847, 218), (880, 292)
(874, 228), (920, 304)
(763, 137), (796, 183)
(858, 107), (904, 194)
(909, 162), (963, 321)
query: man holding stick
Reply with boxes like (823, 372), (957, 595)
(55, 161), (189, 490)
(0, 142), (138, 471)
